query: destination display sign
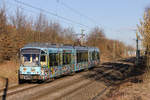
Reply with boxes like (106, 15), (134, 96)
(63, 50), (72, 53)
(21, 49), (40, 54)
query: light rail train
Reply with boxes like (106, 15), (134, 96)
(18, 43), (100, 83)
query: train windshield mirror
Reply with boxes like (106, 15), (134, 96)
(21, 54), (40, 67)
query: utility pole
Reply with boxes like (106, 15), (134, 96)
(136, 31), (140, 65)
(80, 29), (85, 45)
(74, 29), (85, 46)
(113, 41), (116, 60)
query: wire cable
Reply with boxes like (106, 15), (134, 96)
(59, 1), (102, 27)
(13, 0), (89, 28)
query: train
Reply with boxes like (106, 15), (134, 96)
(18, 43), (100, 83)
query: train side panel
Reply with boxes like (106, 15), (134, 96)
(18, 43), (100, 83)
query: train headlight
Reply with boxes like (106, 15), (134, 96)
(31, 68), (35, 72)
(23, 68), (27, 72)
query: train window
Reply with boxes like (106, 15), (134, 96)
(89, 52), (92, 60)
(41, 50), (46, 54)
(58, 53), (62, 64)
(63, 53), (66, 65)
(97, 52), (100, 60)
(82, 52), (84, 62)
(80, 53), (82, 62)
(21, 54), (40, 66)
(83, 52), (85, 61)
(81, 53), (83, 62)
(84, 52), (88, 61)
(67, 54), (71, 64)
(83, 52), (85, 62)
(49, 54), (54, 66)
(82, 53), (84, 62)
(92, 51), (98, 60)
(40, 55), (47, 67)
(49, 53), (59, 66)
(92, 51), (95, 60)
(77, 52), (80, 63)
(63, 53), (71, 65)
(40, 55), (46, 62)
(77, 50), (88, 63)
(87, 52), (88, 61)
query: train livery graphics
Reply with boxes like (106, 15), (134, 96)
(18, 43), (100, 83)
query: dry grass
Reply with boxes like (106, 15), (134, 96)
(101, 71), (150, 100)
(0, 61), (19, 89)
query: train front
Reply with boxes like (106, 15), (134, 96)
(18, 48), (45, 83)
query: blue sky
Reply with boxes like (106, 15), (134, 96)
(1, 0), (150, 47)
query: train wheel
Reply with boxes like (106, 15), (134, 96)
(18, 78), (24, 84)
(84, 67), (89, 71)
(37, 80), (44, 84)
(69, 71), (75, 76)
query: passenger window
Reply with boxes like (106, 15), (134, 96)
(49, 53), (59, 66)
(41, 50), (46, 54)
(97, 52), (100, 60)
(40, 55), (46, 62)
(92, 51), (96, 60)
(63, 53), (71, 65)
(40, 55), (47, 67)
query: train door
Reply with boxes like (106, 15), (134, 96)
(49, 51), (61, 78)
(62, 50), (72, 74)
(84, 51), (88, 69)
(96, 50), (100, 65)
(40, 50), (49, 80)
(71, 49), (76, 72)
(88, 50), (93, 68)
(40, 55), (47, 67)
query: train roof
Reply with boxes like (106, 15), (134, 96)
(24, 43), (62, 48)
(22, 43), (99, 51)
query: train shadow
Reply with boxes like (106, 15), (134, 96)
(84, 57), (146, 86)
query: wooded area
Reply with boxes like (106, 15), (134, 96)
(137, 7), (150, 67)
(0, 6), (134, 63)
(138, 8), (150, 51)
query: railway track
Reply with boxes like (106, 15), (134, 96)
(0, 70), (89, 100)
(34, 64), (132, 100)
(0, 60), (136, 100)
(0, 83), (39, 99)
(0, 67), (106, 100)
(34, 68), (111, 100)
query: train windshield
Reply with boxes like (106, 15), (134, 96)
(21, 54), (40, 67)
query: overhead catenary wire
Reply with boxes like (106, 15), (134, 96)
(58, 0), (102, 27)
(4, 0), (90, 43)
(13, 0), (89, 28)
(6, 0), (78, 28)
(6, 1), (41, 17)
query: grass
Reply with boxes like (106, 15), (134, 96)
(0, 61), (19, 89)
(100, 57), (150, 100)
(103, 74), (150, 100)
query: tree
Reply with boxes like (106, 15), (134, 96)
(137, 8), (150, 50)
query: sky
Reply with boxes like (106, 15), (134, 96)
(1, 0), (150, 47)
